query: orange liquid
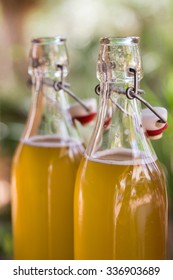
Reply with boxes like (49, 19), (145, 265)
(12, 136), (83, 260)
(74, 149), (167, 260)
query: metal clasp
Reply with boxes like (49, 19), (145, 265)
(53, 64), (90, 112)
(125, 68), (166, 123)
(28, 64), (90, 113)
(126, 68), (138, 99)
(95, 68), (167, 124)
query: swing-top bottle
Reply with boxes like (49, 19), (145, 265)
(74, 37), (168, 260)
(11, 36), (84, 260)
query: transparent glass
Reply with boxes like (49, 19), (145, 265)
(28, 36), (69, 79)
(11, 36), (84, 260)
(74, 37), (168, 260)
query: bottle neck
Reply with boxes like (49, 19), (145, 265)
(86, 82), (156, 163)
(22, 75), (81, 144)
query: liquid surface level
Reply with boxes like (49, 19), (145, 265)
(12, 135), (83, 260)
(74, 149), (167, 260)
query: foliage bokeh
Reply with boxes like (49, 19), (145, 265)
(0, 0), (173, 259)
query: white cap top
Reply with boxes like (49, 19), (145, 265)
(69, 98), (97, 118)
(142, 107), (168, 140)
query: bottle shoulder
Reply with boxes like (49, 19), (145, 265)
(84, 148), (157, 166)
(13, 135), (84, 163)
(76, 149), (166, 194)
(77, 147), (166, 185)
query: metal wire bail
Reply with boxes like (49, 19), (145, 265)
(125, 68), (166, 123)
(125, 68), (138, 100)
(95, 67), (167, 124)
(28, 64), (90, 113)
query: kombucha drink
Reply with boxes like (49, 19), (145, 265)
(12, 135), (83, 260)
(74, 149), (167, 260)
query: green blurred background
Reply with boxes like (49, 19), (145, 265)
(0, 0), (173, 259)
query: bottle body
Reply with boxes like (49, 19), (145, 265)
(74, 151), (167, 260)
(11, 37), (83, 259)
(12, 136), (82, 260)
(74, 37), (167, 260)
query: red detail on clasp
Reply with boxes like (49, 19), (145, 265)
(74, 112), (97, 125)
(104, 117), (112, 129)
(146, 123), (168, 137)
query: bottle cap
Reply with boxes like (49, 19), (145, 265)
(69, 98), (97, 125)
(141, 107), (168, 140)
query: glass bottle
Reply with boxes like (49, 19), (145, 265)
(69, 98), (97, 145)
(11, 36), (84, 260)
(74, 37), (168, 260)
